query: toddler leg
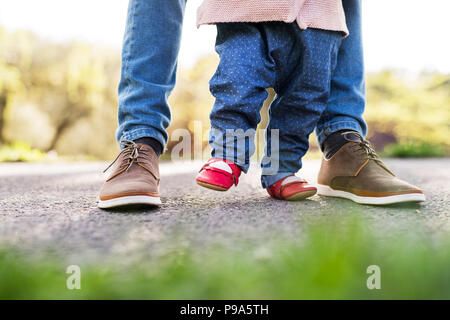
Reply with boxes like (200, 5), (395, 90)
(209, 23), (275, 173)
(262, 28), (342, 188)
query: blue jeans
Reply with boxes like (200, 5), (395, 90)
(117, 0), (186, 146)
(209, 22), (342, 188)
(116, 0), (366, 162)
(315, 0), (367, 147)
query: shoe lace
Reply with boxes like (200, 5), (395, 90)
(103, 140), (148, 173)
(343, 132), (377, 160)
(346, 133), (394, 175)
(359, 139), (380, 162)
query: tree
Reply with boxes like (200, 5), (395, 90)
(0, 28), (25, 143)
(27, 41), (108, 151)
(0, 64), (22, 143)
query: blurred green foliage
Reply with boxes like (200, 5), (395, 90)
(0, 27), (448, 161)
(365, 71), (450, 156)
(0, 27), (119, 160)
(0, 141), (46, 162)
(383, 141), (446, 158)
(1, 215), (449, 299)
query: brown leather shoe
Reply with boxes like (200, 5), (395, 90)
(98, 140), (161, 208)
(317, 133), (425, 205)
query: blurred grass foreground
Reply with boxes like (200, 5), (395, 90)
(0, 27), (449, 161)
(1, 215), (449, 299)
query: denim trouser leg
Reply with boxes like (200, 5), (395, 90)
(261, 29), (341, 188)
(209, 23), (341, 186)
(315, 0), (367, 148)
(209, 23), (276, 173)
(116, 0), (187, 149)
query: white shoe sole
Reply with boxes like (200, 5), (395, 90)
(98, 195), (162, 209)
(317, 184), (425, 205)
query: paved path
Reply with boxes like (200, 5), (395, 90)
(0, 159), (448, 263)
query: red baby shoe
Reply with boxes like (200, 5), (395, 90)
(267, 175), (317, 201)
(196, 158), (242, 191)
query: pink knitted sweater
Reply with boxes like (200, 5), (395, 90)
(197, 0), (348, 36)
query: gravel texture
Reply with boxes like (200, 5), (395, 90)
(0, 159), (448, 264)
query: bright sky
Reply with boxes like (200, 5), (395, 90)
(0, 0), (449, 73)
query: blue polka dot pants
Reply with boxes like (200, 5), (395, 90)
(208, 22), (342, 188)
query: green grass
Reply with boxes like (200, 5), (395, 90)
(1, 217), (449, 299)
(383, 141), (447, 158)
(0, 141), (47, 162)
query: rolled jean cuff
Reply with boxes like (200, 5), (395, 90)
(261, 172), (294, 189)
(316, 120), (364, 150)
(118, 127), (166, 150)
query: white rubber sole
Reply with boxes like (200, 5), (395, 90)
(98, 195), (162, 209)
(317, 184), (425, 205)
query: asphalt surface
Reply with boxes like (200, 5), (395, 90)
(0, 159), (448, 264)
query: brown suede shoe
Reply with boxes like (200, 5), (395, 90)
(317, 133), (425, 205)
(98, 140), (161, 208)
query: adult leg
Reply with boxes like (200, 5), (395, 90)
(315, 0), (366, 148)
(315, 0), (425, 204)
(116, 0), (187, 150)
(98, 0), (187, 208)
